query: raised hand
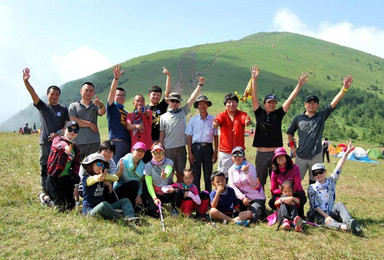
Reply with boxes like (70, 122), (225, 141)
(113, 65), (124, 80)
(298, 72), (308, 86)
(64, 143), (73, 155)
(250, 65), (259, 79)
(163, 66), (170, 76)
(23, 68), (31, 81)
(343, 75), (353, 90)
(93, 95), (103, 107)
(198, 76), (205, 85)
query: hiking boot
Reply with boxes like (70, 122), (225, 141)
(347, 219), (358, 234)
(123, 216), (141, 225)
(171, 209), (178, 217)
(39, 192), (51, 207)
(235, 220), (250, 227)
(293, 216), (303, 232)
(282, 219), (291, 231)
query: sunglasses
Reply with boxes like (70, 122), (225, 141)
(152, 151), (165, 156)
(96, 161), (105, 168)
(170, 99), (180, 103)
(232, 153), (244, 158)
(67, 127), (79, 133)
(312, 170), (325, 176)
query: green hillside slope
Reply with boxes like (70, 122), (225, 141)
(3, 32), (384, 143)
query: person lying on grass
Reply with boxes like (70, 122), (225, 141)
(81, 153), (137, 222)
(209, 171), (252, 227)
(307, 141), (362, 234)
(274, 180), (302, 232)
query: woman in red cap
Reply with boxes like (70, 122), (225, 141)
(269, 147), (307, 218)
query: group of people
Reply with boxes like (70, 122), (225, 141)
(22, 64), (361, 233)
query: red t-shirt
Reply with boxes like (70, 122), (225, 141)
(215, 110), (248, 153)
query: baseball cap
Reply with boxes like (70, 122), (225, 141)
(305, 95), (319, 103)
(132, 141), (147, 152)
(312, 163), (326, 172)
(65, 121), (79, 129)
(231, 146), (245, 155)
(264, 94), (277, 103)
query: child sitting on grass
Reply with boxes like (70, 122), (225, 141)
(307, 141), (362, 234)
(209, 171), (252, 226)
(274, 180), (302, 232)
(82, 153), (137, 222)
(163, 169), (210, 217)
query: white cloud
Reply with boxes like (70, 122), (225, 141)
(273, 9), (384, 58)
(52, 46), (113, 84)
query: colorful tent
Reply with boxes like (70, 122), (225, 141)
(367, 148), (384, 159)
(333, 144), (347, 154)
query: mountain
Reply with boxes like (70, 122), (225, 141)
(2, 32), (384, 143)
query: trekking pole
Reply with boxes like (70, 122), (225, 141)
(303, 220), (322, 227)
(158, 202), (165, 231)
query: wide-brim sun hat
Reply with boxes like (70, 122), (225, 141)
(193, 94), (212, 108)
(272, 147), (292, 164)
(165, 92), (184, 102)
(81, 153), (110, 169)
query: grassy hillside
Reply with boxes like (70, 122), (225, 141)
(3, 32), (384, 143)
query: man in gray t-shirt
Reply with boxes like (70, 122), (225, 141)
(69, 82), (106, 160)
(287, 75), (353, 184)
(159, 77), (204, 181)
(22, 68), (69, 194)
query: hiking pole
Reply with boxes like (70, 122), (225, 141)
(303, 221), (322, 227)
(158, 202), (165, 231)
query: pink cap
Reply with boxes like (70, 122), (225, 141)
(132, 141), (147, 152)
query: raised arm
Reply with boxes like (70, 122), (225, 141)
(22, 68), (40, 105)
(107, 65), (124, 105)
(282, 72), (308, 113)
(336, 140), (354, 169)
(163, 67), (171, 99)
(330, 75), (353, 109)
(187, 77), (204, 109)
(250, 65), (260, 111)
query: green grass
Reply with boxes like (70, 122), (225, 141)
(1, 132), (384, 259)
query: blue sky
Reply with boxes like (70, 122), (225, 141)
(1, 0), (383, 123)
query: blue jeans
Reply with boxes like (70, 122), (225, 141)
(89, 198), (134, 220)
(112, 140), (131, 163)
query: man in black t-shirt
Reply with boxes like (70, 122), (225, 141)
(22, 68), (69, 195)
(147, 67), (171, 142)
(250, 65), (308, 187)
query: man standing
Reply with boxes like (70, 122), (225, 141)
(186, 95), (218, 192)
(213, 93), (251, 178)
(22, 68), (69, 196)
(147, 67), (171, 142)
(250, 65), (308, 187)
(287, 75), (353, 184)
(159, 77), (204, 182)
(69, 82), (106, 160)
(106, 65), (131, 163)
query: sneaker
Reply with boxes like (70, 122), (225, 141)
(171, 209), (179, 217)
(222, 219), (228, 225)
(282, 219), (291, 231)
(235, 220), (250, 227)
(347, 219), (358, 234)
(293, 216), (303, 232)
(39, 193), (50, 206)
(123, 216), (141, 223)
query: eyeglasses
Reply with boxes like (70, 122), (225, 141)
(232, 153), (244, 158)
(170, 99), (180, 103)
(312, 170), (325, 176)
(96, 161), (105, 168)
(67, 127), (79, 133)
(152, 151), (165, 156)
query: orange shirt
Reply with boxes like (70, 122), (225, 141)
(215, 110), (248, 153)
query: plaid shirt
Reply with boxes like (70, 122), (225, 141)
(47, 135), (80, 183)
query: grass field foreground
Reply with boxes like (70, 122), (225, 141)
(0, 133), (383, 259)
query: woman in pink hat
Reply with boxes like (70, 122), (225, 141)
(269, 147), (307, 218)
(113, 141), (147, 209)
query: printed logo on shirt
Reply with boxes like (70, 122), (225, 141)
(56, 111), (61, 117)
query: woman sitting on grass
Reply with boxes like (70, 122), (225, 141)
(143, 142), (175, 218)
(228, 146), (266, 222)
(82, 153), (136, 222)
(269, 147), (306, 218)
(307, 141), (362, 234)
